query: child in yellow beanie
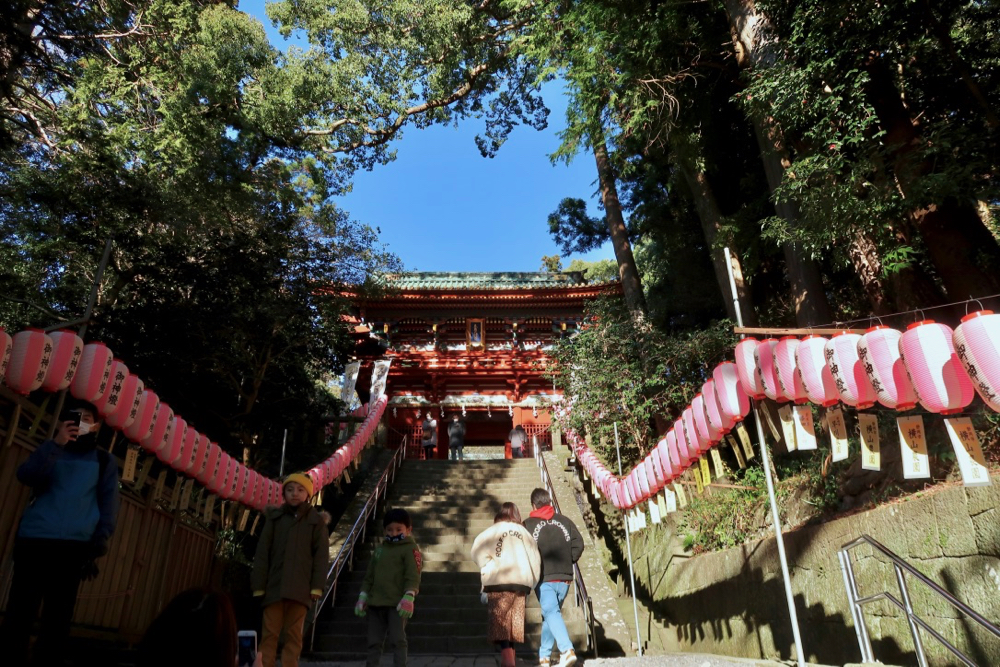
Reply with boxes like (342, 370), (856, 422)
(251, 473), (330, 667)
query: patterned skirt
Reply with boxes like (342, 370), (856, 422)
(487, 591), (526, 644)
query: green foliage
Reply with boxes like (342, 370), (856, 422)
(680, 465), (770, 552)
(548, 294), (737, 468)
(565, 258), (618, 283)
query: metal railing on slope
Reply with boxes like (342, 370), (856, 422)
(535, 446), (598, 657)
(839, 533), (1000, 667)
(307, 436), (407, 650)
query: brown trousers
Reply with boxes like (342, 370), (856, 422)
(260, 600), (309, 667)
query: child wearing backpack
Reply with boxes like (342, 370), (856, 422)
(354, 508), (423, 667)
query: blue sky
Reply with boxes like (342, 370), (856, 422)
(239, 0), (614, 273)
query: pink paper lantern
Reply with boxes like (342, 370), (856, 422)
(664, 430), (684, 469)
(900, 320), (974, 415)
(0, 329), (11, 379)
(795, 336), (840, 407)
(238, 467), (252, 501)
(755, 339), (782, 402)
(94, 359), (129, 418)
(774, 337), (808, 404)
(681, 407), (702, 457)
(735, 338), (766, 399)
(703, 379), (735, 435)
(207, 453), (229, 494)
(125, 390), (160, 442)
(649, 448), (665, 486)
(825, 333), (876, 409)
(858, 326), (918, 411)
(158, 416), (187, 465)
(141, 402), (174, 453)
(954, 310), (1000, 412)
(5, 329), (53, 395)
(177, 426), (200, 472)
(655, 438), (674, 481)
(219, 459), (236, 499)
(713, 362), (750, 423)
(106, 374), (144, 431)
(692, 393), (721, 448)
(42, 330), (83, 392)
(644, 457), (660, 494)
(673, 422), (692, 467)
(197, 444), (221, 485)
(637, 463), (651, 499)
(70, 342), (114, 402)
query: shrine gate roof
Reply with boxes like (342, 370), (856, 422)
(389, 271), (609, 291)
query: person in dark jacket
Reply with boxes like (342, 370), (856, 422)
(509, 425), (527, 458)
(447, 414), (466, 461)
(354, 508), (423, 667)
(251, 473), (330, 667)
(0, 400), (120, 667)
(421, 414), (437, 460)
(523, 488), (585, 667)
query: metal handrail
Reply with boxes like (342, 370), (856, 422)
(839, 533), (1000, 667)
(307, 435), (407, 650)
(535, 446), (598, 657)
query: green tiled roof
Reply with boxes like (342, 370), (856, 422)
(390, 271), (598, 290)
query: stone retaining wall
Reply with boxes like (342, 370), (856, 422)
(627, 477), (1000, 666)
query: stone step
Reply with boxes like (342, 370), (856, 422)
(314, 622), (589, 654)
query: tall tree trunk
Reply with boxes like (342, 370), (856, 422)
(725, 0), (833, 326)
(592, 134), (648, 324)
(751, 119), (833, 326)
(865, 59), (1000, 300)
(846, 230), (891, 315)
(675, 147), (758, 325)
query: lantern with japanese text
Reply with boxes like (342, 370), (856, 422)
(207, 453), (229, 494)
(774, 337), (808, 404)
(42, 330), (83, 392)
(637, 463), (651, 499)
(735, 338), (766, 399)
(858, 326), (918, 411)
(158, 416), (187, 464)
(681, 408), (700, 459)
(900, 321), (974, 414)
(703, 379), (734, 435)
(755, 339), (782, 402)
(197, 444), (221, 485)
(649, 447), (666, 486)
(713, 362), (750, 422)
(141, 403), (174, 453)
(94, 359), (129, 418)
(795, 336), (839, 406)
(5, 329), (53, 395)
(106, 374), (144, 431)
(125, 390), (159, 442)
(70, 342), (114, 402)
(662, 430), (682, 471)
(692, 394), (721, 450)
(953, 311), (1000, 413)
(176, 425), (198, 470)
(825, 333), (876, 408)
(671, 424), (691, 467)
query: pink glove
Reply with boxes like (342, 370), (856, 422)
(396, 593), (415, 619)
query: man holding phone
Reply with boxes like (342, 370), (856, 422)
(0, 400), (120, 667)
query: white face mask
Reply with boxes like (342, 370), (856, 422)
(77, 421), (94, 435)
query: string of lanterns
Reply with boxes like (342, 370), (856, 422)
(0, 328), (387, 512)
(569, 313), (999, 512)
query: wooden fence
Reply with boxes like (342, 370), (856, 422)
(0, 387), (220, 642)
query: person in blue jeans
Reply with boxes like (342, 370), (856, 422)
(523, 488), (585, 667)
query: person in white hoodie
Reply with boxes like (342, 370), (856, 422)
(470, 502), (542, 667)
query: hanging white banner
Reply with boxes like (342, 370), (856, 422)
(340, 361), (361, 410)
(944, 418), (991, 487)
(370, 359), (392, 402)
(793, 405), (817, 450)
(828, 407), (850, 462)
(859, 413), (881, 471)
(897, 415), (930, 479)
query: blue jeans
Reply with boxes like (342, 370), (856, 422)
(536, 581), (573, 659)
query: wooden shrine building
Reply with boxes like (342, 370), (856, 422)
(351, 272), (619, 458)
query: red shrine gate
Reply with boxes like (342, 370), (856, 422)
(350, 272), (620, 459)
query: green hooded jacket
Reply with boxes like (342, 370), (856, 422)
(251, 503), (329, 607)
(361, 535), (422, 606)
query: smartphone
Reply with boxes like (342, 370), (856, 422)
(237, 630), (257, 667)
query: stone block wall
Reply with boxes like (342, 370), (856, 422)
(628, 477), (1000, 666)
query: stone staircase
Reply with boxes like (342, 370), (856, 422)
(311, 459), (590, 660)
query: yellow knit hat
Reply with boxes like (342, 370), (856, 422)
(283, 472), (314, 498)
